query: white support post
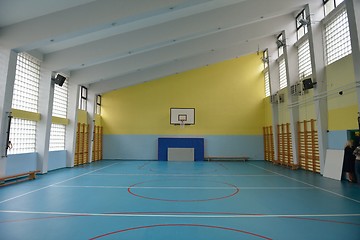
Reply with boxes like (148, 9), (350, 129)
(87, 88), (97, 163)
(0, 49), (17, 177)
(307, 3), (328, 174)
(346, 0), (360, 112)
(36, 69), (54, 174)
(268, 40), (280, 161)
(283, 27), (300, 165)
(65, 82), (80, 167)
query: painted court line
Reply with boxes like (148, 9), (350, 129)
(0, 163), (119, 205)
(1, 209), (360, 219)
(51, 185), (314, 190)
(89, 173), (278, 177)
(249, 163), (360, 204)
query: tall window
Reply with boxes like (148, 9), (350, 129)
(298, 40), (312, 79)
(279, 59), (287, 90)
(12, 52), (40, 113)
(324, 7), (351, 65)
(9, 52), (41, 154)
(52, 80), (68, 118)
(96, 95), (101, 115)
(49, 79), (68, 151)
(296, 9), (308, 40)
(79, 86), (87, 110)
(263, 50), (270, 97)
(323, 0), (344, 16)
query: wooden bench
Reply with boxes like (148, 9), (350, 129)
(0, 170), (40, 187)
(205, 156), (249, 162)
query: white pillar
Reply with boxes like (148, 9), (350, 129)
(346, 0), (360, 110)
(0, 49), (17, 177)
(36, 70), (54, 173)
(283, 28), (300, 165)
(65, 82), (79, 167)
(307, 3), (328, 174)
(87, 88), (97, 163)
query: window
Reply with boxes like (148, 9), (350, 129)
(12, 52), (40, 113)
(298, 40), (312, 79)
(96, 95), (101, 115)
(264, 69), (270, 97)
(279, 59), (287, 90)
(323, 0), (344, 16)
(324, 8), (351, 65)
(79, 86), (87, 110)
(263, 49), (270, 97)
(8, 118), (37, 154)
(52, 79), (68, 118)
(49, 124), (66, 151)
(277, 34), (285, 57)
(296, 9), (308, 40)
(50, 79), (68, 151)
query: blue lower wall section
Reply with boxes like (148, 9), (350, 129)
(103, 134), (264, 160)
(48, 150), (67, 171)
(328, 130), (347, 150)
(6, 152), (37, 175)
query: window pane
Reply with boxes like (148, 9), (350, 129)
(324, 9), (352, 65)
(12, 53), (40, 113)
(279, 59), (287, 90)
(264, 69), (270, 97)
(49, 124), (66, 151)
(298, 40), (312, 79)
(8, 118), (37, 154)
(53, 79), (68, 118)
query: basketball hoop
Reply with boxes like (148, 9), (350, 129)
(180, 120), (185, 128)
(178, 114), (187, 129)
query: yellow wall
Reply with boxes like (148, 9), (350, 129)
(263, 97), (272, 126)
(102, 53), (265, 135)
(77, 109), (88, 124)
(326, 55), (358, 130)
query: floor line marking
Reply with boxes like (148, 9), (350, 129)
(249, 163), (360, 204)
(0, 163), (119, 205)
(1, 210), (360, 218)
(89, 173), (277, 177)
(51, 185), (314, 190)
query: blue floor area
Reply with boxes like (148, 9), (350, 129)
(0, 160), (360, 240)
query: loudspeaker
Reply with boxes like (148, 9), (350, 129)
(302, 78), (314, 90)
(52, 74), (66, 87)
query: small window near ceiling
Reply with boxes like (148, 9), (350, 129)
(296, 9), (308, 40)
(277, 33), (284, 57)
(78, 86), (87, 110)
(96, 95), (101, 115)
(323, 0), (344, 16)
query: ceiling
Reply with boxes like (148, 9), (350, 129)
(0, 0), (315, 93)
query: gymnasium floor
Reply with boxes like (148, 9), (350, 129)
(0, 160), (360, 240)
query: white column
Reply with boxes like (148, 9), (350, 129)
(36, 70), (54, 173)
(87, 88), (97, 163)
(307, 3), (328, 174)
(346, 0), (360, 110)
(65, 82), (79, 167)
(268, 41), (280, 160)
(283, 29), (300, 165)
(0, 49), (17, 177)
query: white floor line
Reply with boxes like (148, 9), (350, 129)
(0, 209), (360, 218)
(0, 163), (119, 205)
(249, 163), (360, 204)
(89, 173), (277, 177)
(51, 185), (314, 190)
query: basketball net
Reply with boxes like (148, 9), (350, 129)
(180, 120), (185, 129)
